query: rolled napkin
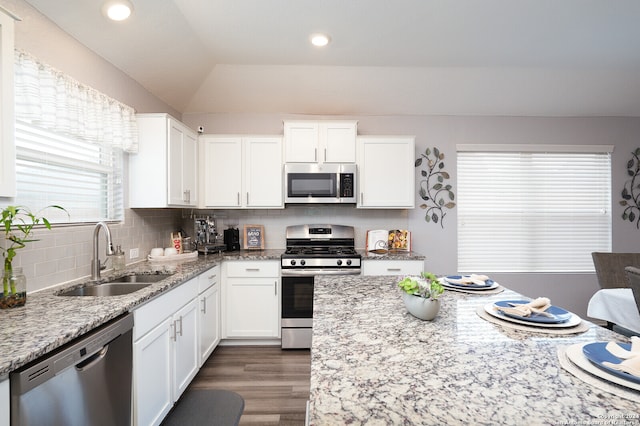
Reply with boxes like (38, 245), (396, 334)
(603, 353), (640, 377)
(494, 297), (554, 318)
(606, 336), (640, 360)
(448, 274), (490, 286)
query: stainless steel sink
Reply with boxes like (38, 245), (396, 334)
(106, 274), (172, 284)
(58, 274), (172, 296)
(59, 283), (152, 297)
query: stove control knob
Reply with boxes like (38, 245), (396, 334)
(346, 260), (352, 266)
(337, 259), (343, 266)
(290, 260), (296, 266)
(300, 260), (306, 266)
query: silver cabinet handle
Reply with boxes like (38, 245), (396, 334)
(247, 192), (249, 205)
(201, 296), (207, 314)
(177, 316), (183, 337)
(246, 268), (260, 272)
(274, 280), (277, 296)
(237, 192), (240, 206)
(314, 148), (317, 162)
(360, 192), (364, 204)
(324, 148), (327, 162)
(208, 274), (217, 280)
(387, 268), (402, 272)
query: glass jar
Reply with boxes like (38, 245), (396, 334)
(112, 246), (126, 272)
(1, 266), (27, 309)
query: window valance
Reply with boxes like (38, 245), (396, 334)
(14, 50), (138, 153)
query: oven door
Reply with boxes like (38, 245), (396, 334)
(281, 275), (314, 349)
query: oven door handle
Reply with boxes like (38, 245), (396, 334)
(281, 269), (361, 276)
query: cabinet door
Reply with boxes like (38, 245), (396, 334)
(133, 317), (173, 426)
(245, 136), (283, 207)
(201, 136), (243, 207)
(225, 277), (280, 338)
(173, 298), (199, 401)
(358, 136), (415, 208)
(0, 11), (15, 197)
(182, 128), (198, 206)
(321, 121), (357, 163)
(284, 121), (318, 163)
(198, 283), (220, 366)
(168, 119), (197, 206)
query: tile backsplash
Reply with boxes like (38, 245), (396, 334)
(6, 209), (183, 293)
(5, 205), (409, 293)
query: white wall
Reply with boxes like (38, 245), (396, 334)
(184, 112), (640, 318)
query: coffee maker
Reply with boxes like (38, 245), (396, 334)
(224, 227), (240, 252)
(194, 217), (225, 254)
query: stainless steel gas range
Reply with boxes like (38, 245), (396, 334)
(281, 224), (361, 349)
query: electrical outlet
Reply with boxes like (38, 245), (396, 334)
(130, 248), (139, 259)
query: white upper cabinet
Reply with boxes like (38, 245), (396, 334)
(284, 120), (357, 164)
(0, 9), (16, 197)
(357, 136), (415, 209)
(200, 135), (283, 209)
(129, 113), (198, 208)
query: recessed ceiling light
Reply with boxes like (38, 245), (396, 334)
(102, 0), (134, 21)
(310, 33), (331, 47)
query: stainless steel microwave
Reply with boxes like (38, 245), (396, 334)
(284, 163), (357, 204)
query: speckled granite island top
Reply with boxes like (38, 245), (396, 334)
(0, 249), (282, 378)
(309, 275), (637, 425)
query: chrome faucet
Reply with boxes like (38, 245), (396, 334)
(91, 222), (115, 280)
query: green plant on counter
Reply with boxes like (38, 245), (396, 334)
(398, 272), (444, 300)
(1, 205), (67, 297)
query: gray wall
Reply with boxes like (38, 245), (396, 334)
(184, 112), (640, 318)
(0, 0), (184, 292)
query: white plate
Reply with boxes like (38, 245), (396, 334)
(565, 343), (640, 391)
(483, 302), (582, 328)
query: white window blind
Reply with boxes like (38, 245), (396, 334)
(9, 50), (136, 223)
(457, 146), (612, 273)
(14, 121), (123, 222)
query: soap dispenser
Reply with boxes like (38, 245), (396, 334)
(113, 245), (125, 271)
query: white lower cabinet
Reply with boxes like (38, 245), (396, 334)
(362, 260), (424, 276)
(133, 278), (199, 426)
(223, 261), (280, 339)
(198, 265), (221, 366)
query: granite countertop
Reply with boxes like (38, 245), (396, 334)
(359, 250), (426, 261)
(309, 275), (637, 425)
(0, 249), (283, 378)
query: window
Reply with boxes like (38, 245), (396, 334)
(10, 50), (137, 223)
(457, 144), (613, 273)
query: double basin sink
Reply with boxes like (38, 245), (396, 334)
(59, 274), (172, 297)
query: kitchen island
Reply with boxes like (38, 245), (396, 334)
(309, 275), (638, 425)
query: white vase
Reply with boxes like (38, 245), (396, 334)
(402, 292), (440, 321)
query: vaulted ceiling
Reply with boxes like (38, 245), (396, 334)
(24, 0), (640, 116)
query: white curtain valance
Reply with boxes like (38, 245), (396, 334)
(14, 50), (138, 153)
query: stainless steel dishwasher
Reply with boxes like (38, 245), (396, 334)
(10, 313), (134, 426)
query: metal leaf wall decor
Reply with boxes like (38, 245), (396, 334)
(620, 148), (640, 228)
(415, 147), (455, 228)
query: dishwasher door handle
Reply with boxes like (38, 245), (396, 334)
(75, 345), (109, 371)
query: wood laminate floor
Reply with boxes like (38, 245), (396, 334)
(187, 346), (311, 425)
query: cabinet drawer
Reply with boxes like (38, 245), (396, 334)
(134, 277), (198, 340)
(362, 260), (424, 276)
(225, 261), (279, 277)
(198, 265), (220, 293)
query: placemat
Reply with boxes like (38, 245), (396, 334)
(558, 344), (640, 402)
(444, 285), (505, 295)
(475, 306), (590, 335)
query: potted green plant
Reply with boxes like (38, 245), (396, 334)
(0, 205), (66, 308)
(398, 272), (445, 320)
